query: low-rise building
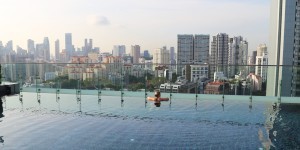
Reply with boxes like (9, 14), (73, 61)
(204, 81), (229, 95)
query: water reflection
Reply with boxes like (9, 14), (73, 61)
(259, 103), (280, 150)
(0, 97), (3, 117)
(121, 100), (124, 108)
(268, 103), (300, 149)
(258, 103), (300, 149)
(249, 99), (253, 112)
(221, 99), (225, 111)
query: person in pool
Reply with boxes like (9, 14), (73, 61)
(147, 91), (169, 107)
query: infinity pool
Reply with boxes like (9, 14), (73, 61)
(0, 92), (299, 149)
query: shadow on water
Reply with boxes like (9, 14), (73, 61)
(259, 103), (300, 150)
(0, 136), (4, 144)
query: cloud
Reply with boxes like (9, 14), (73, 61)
(87, 15), (110, 26)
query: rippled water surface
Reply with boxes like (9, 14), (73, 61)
(0, 92), (298, 149)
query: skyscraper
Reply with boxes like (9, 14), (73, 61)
(43, 37), (50, 61)
(65, 33), (73, 60)
(170, 47), (175, 61)
(177, 34), (209, 76)
(131, 45), (141, 64)
(27, 39), (35, 56)
(153, 48), (170, 67)
(177, 35), (193, 75)
(5, 40), (13, 52)
(228, 38), (248, 77)
(83, 38), (93, 54)
(209, 33), (229, 78)
(267, 0), (300, 96)
(112, 45), (126, 57)
(143, 50), (150, 59)
(55, 39), (60, 61)
(194, 35), (210, 64)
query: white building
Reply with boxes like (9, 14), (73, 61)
(255, 44), (268, 82)
(267, 0), (300, 96)
(190, 65), (209, 82)
(214, 72), (227, 82)
(153, 48), (170, 68)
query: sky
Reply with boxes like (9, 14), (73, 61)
(0, 0), (270, 55)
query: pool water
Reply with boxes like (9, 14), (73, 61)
(0, 92), (299, 149)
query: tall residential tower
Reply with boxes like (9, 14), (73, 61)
(267, 0), (300, 96)
(209, 33), (229, 78)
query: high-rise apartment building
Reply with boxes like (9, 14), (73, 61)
(255, 44), (268, 82)
(177, 35), (193, 75)
(55, 39), (60, 62)
(112, 45), (126, 57)
(177, 34), (209, 76)
(131, 45), (141, 64)
(209, 33), (229, 78)
(194, 35), (210, 64)
(227, 36), (248, 78)
(153, 48), (170, 67)
(267, 0), (300, 96)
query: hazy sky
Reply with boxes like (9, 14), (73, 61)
(0, 0), (269, 55)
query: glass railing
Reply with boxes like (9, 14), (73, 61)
(1, 63), (299, 101)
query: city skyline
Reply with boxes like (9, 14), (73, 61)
(0, 0), (269, 54)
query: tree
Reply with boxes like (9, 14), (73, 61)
(149, 77), (167, 88)
(171, 73), (178, 83)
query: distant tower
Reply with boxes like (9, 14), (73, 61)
(43, 37), (50, 61)
(153, 48), (170, 67)
(143, 50), (150, 59)
(131, 45), (141, 64)
(27, 39), (35, 59)
(5, 40), (13, 52)
(65, 33), (73, 60)
(170, 47), (175, 61)
(112, 45), (126, 57)
(55, 39), (60, 62)
(89, 39), (93, 52)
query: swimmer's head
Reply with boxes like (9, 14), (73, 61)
(154, 90), (161, 97)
